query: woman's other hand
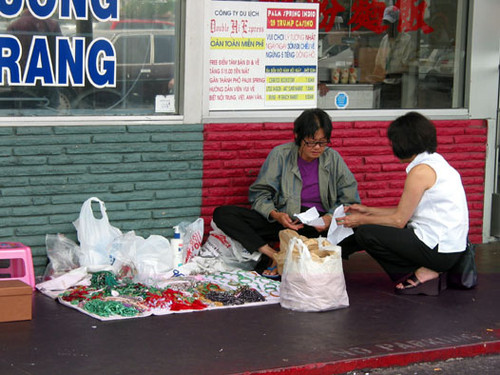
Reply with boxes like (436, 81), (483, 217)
(271, 211), (304, 231)
(314, 214), (332, 232)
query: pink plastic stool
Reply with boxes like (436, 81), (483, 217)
(0, 242), (36, 290)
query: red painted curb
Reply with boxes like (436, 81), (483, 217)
(235, 340), (500, 375)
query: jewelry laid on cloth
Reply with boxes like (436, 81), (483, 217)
(395, 272), (447, 296)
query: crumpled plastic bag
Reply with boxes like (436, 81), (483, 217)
(199, 220), (261, 270)
(43, 234), (81, 281)
(109, 231), (174, 285)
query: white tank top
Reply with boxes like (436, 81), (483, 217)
(407, 152), (468, 253)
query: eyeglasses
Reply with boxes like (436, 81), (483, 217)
(303, 140), (330, 148)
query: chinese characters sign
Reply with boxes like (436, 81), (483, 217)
(208, 1), (319, 111)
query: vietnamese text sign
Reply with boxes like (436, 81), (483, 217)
(208, 1), (318, 110)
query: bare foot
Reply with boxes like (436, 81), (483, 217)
(395, 267), (439, 289)
(259, 244), (279, 277)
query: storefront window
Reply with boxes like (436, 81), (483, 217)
(0, 0), (180, 116)
(223, 0), (468, 111)
(315, 0), (468, 110)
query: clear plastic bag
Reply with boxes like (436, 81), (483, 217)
(43, 234), (80, 281)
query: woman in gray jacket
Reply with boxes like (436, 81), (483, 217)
(213, 108), (360, 278)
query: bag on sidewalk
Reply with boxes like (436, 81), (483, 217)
(73, 197), (122, 267)
(279, 231), (349, 312)
(447, 241), (478, 289)
(199, 220), (261, 270)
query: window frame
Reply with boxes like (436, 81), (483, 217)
(0, 0), (496, 127)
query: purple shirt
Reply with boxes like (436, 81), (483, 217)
(298, 156), (325, 213)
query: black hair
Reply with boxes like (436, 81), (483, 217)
(294, 108), (332, 146)
(387, 112), (437, 159)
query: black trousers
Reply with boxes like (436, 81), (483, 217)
(340, 224), (463, 282)
(212, 205), (327, 254)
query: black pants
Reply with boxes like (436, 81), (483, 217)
(212, 205), (327, 253)
(340, 224), (463, 282)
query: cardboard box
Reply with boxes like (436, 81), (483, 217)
(0, 280), (32, 322)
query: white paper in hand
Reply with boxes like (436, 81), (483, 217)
(327, 205), (353, 245)
(294, 207), (325, 227)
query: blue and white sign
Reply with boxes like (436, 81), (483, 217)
(335, 91), (349, 109)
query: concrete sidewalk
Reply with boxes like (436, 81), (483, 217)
(1, 242), (499, 375)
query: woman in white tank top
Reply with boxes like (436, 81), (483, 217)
(337, 112), (468, 296)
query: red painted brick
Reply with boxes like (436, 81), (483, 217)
(339, 146), (390, 156)
(239, 149), (271, 159)
(335, 129), (380, 138)
(436, 127), (465, 136)
(202, 178), (232, 188)
(342, 137), (389, 147)
(366, 189), (402, 198)
(454, 135), (488, 144)
(354, 121), (390, 129)
(349, 164), (382, 174)
(263, 122), (292, 130)
(331, 122), (355, 129)
(439, 144), (486, 153)
(382, 163), (406, 172)
(203, 150), (239, 160)
(464, 128), (488, 136)
(364, 155), (398, 164)
(357, 181), (391, 190)
(202, 119), (487, 240)
(203, 169), (245, 178)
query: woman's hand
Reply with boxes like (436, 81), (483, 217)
(344, 204), (369, 215)
(313, 214), (332, 232)
(336, 213), (363, 228)
(271, 211), (304, 231)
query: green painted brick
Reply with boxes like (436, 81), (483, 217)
(54, 126), (127, 135)
(3, 156), (47, 166)
(16, 127), (53, 135)
(2, 165), (88, 177)
(0, 135), (91, 146)
(14, 146), (64, 156)
(92, 133), (152, 143)
(48, 154), (124, 164)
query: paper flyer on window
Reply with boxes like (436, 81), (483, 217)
(207, 1), (319, 111)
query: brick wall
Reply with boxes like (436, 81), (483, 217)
(202, 119), (487, 244)
(0, 124), (204, 275)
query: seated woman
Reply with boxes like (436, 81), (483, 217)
(338, 112), (468, 295)
(213, 108), (360, 278)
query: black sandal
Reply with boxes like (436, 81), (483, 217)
(395, 273), (447, 296)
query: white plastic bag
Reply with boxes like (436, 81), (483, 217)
(109, 231), (174, 284)
(178, 218), (204, 264)
(199, 220), (261, 270)
(73, 197), (122, 267)
(280, 236), (349, 312)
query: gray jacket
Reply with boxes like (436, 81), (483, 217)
(249, 142), (360, 221)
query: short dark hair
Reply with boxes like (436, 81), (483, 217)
(387, 112), (437, 159)
(294, 108), (332, 146)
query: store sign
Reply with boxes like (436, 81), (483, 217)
(207, 1), (319, 111)
(0, 0), (118, 88)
